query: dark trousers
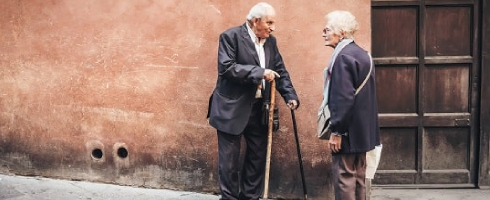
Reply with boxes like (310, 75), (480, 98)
(217, 100), (267, 200)
(332, 153), (367, 200)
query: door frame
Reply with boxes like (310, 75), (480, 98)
(479, 0), (490, 189)
(371, 0), (490, 188)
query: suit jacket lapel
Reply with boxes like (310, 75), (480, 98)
(240, 24), (260, 65)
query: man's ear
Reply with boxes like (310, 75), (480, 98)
(253, 18), (261, 26)
(340, 30), (347, 38)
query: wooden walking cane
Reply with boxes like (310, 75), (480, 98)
(263, 80), (276, 199)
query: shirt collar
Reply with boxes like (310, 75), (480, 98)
(246, 22), (266, 45)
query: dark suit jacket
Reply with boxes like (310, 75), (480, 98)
(207, 23), (299, 135)
(328, 42), (380, 153)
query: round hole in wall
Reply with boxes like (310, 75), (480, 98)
(117, 147), (128, 158)
(92, 148), (103, 159)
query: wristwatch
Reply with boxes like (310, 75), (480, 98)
(332, 132), (347, 136)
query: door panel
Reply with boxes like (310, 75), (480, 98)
(372, 7), (418, 57)
(423, 64), (470, 113)
(423, 128), (470, 170)
(425, 6), (472, 56)
(372, 0), (480, 187)
(376, 66), (418, 113)
(379, 128), (418, 171)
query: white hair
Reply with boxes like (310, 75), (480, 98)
(246, 2), (274, 21)
(325, 10), (359, 39)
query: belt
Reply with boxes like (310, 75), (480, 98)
(252, 98), (263, 104)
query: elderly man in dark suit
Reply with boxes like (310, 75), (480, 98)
(207, 2), (300, 200)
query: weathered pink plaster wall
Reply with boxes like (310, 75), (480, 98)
(0, 0), (370, 198)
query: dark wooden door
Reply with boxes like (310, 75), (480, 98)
(372, 0), (481, 187)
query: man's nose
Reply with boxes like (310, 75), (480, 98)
(269, 25), (275, 32)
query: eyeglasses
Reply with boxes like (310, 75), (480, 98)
(323, 28), (331, 34)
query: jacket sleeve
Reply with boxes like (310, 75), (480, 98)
(328, 54), (359, 134)
(217, 32), (264, 86)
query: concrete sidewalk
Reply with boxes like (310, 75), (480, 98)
(372, 188), (490, 200)
(0, 174), (218, 200)
(1, 173), (490, 200)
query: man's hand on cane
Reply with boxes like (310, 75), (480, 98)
(287, 100), (298, 110)
(264, 69), (279, 82)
